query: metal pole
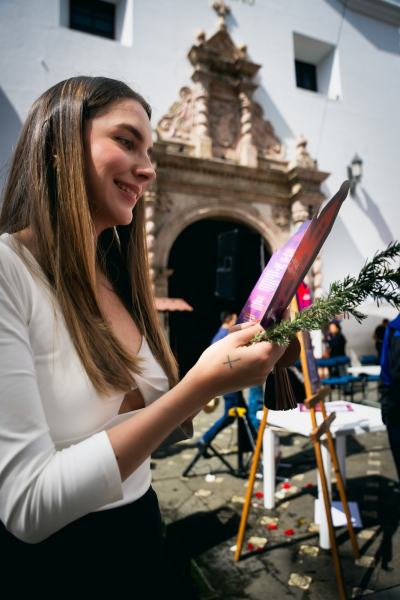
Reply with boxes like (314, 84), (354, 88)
(234, 407), (269, 561)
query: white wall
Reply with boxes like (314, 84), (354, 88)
(0, 0), (399, 355)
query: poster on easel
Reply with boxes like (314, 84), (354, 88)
(236, 181), (350, 330)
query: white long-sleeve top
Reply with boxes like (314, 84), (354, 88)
(0, 233), (171, 544)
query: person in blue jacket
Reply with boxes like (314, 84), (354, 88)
(379, 314), (400, 480)
(195, 311), (238, 448)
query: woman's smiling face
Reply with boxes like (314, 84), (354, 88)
(84, 98), (155, 236)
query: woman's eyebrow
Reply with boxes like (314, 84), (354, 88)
(117, 123), (153, 155)
(118, 123), (144, 143)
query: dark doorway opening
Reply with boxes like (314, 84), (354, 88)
(168, 218), (271, 378)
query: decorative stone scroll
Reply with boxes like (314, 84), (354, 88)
(156, 87), (194, 143)
(252, 102), (286, 160)
(295, 134), (317, 169)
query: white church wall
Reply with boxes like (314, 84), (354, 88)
(0, 0), (399, 356)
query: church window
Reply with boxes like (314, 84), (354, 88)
(295, 60), (317, 92)
(293, 32), (342, 100)
(70, 0), (115, 40)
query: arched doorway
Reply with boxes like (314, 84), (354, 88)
(168, 218), (271, 378)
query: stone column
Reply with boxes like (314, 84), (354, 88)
(312, 254), (324, 298)
(154, 268), (174, 299)
(153, 267), (174, 335)
(238, 91), (258, 167)
(193, 80), (212, 158)
(144, 187), (156, 289)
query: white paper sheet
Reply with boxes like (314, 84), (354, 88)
(314, 500), (363, 528)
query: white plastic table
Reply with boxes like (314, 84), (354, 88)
(348, 366), (381, 376)
(257, 401), (385, 549)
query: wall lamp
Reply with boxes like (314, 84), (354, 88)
(347, 153), (363, 196)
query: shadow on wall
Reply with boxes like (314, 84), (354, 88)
(0, 87), (22, 200)
(322, 212), (375, 356)
(253, 84), (295, 142)
(355, 187), (396, 247)
(322, 211), (365, 284)
(323, 0), (400, 54)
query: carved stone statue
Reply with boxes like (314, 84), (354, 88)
(272, 205), (291, 229)
(291, 200), (309, 227)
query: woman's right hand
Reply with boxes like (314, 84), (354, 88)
(189, 319), (288, 400)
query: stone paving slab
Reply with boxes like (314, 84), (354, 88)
(152, 388), (400, 599)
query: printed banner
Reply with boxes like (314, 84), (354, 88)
(296, 281), (322, 395)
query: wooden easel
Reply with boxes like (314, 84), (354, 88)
(234, 313), (359, 600)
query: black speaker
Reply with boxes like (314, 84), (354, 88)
(215, 230), (264, 305)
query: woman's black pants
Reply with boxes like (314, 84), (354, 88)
(0, 486), (168, 599)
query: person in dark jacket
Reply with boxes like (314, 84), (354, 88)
(379, 314), (400, 480)
(325, 321), (347, 357)
(374, 318), (389, 361)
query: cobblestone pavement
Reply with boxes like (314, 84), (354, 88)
(152, 387), (400, 599)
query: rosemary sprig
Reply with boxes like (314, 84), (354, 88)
(250, 242), (400, 346)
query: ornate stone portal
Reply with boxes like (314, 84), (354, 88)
(148, 5), (329, 302)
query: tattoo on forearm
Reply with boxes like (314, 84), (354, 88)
(223, 355), (241, 369)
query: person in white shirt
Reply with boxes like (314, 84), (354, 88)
(0, 76), (287, 597)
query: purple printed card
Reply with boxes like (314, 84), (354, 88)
(236, 181), (350, 329)
(237, 220), (310, 324)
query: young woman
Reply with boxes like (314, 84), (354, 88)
(0, 77), (286, 596)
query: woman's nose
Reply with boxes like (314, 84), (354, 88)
(134, 156), (156, 182)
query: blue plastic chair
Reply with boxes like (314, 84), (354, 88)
(316, 358), (338, 368)
(321, 375), (364, 401)
(335, 356), (351, 366)
(361, 355), (378, 366)
(357, 372), (380, 402)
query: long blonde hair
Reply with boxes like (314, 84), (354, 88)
(0, 76), (179, 393)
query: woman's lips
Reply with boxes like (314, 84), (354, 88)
(114, 180), (139, 199)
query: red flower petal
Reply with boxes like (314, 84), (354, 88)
(267, 524), (277, 530)
(282, 483), (291, 489)
(256, 546), (263, 552)
(306, 483), (313, 488)
(247, 543), (254, 550)
(255, 492), (264, 498)
(284, 529), (294, 536)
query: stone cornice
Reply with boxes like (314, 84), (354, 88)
(154, 143), (287, 179)
(153, 144), (326, 205)
(338, 0), (400, 26)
